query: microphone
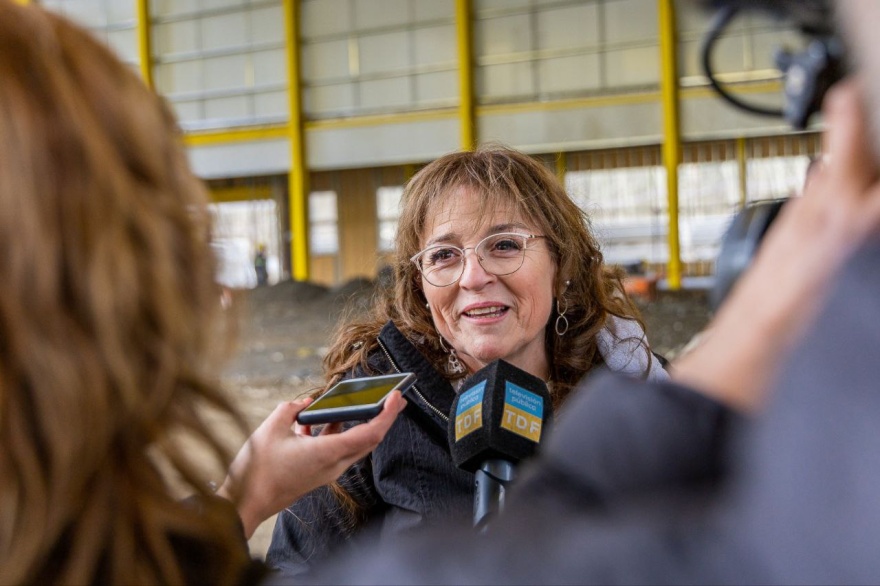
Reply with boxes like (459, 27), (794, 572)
(448, 359), (553, 530)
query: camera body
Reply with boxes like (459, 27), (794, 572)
(700, 0), (844, 130)
(701, 0), (842, 308)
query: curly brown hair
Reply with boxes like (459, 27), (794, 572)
(322, 145), (647, 410)
(0, 3), (251, 583)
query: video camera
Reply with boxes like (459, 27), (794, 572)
(701, 0), (845, 130)
(702, 0), (846, 308)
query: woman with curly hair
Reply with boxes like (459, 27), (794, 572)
(267, 145), (668, 578)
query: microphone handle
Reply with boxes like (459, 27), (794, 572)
(473, 459), (516, 531)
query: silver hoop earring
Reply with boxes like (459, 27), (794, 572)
(555, 296), (569, 337)
(438, 335), (466, 375)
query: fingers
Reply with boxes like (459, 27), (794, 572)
(340, 392), (406, 447)
(822, 79), (877, 192)
(382, 390), (407, 415)
(318, 421), (343, 436)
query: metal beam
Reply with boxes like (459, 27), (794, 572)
(284, 0), (310, 281)
(135, 0), (153, 89)
(658, 0), (682, 290)
(455, 0), (475, 150)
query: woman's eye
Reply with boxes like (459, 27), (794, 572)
(490, 237), (523, 252)
(427, 247), (459, 265)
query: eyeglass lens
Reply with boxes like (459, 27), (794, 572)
(416, 233), (530, 287)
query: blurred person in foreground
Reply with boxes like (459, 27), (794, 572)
(307, 2), (880, 584)
(0, 2), (404, 584)
(266, 146), (670, 577)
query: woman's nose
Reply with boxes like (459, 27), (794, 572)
(457, 249), (494, 289)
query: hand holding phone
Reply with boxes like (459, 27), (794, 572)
(296, 372), (416, 425)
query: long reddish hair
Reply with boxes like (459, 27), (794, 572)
(0, 3), (250, 583)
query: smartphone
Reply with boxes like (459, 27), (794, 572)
(296, 372), (416, 425)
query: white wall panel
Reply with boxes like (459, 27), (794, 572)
(156, 60), (203, 94)
(355, 0), (411, 30)
(414, 0), (453, 21)
(253, 49), (287, 85)
(307, 118), (459, 169)
(477, 13), (533, 56)
(478, 62), (535, 100)
(539, 54), (601, 94)
(359, 31), (411, 75)
(415, 70), (458, 104)
(202, 0), (246, 11)
(479, 102), (663, 153)
(154, 20), (200, 55)
(536, 4), (599, 51)
(202, 13), (249, 50)
(604, 0), (658, 44)
(152, 0), (200, 17)
(254, 91), (288, 118)
(301, 0), (352, 39)
(679, 36), (745, 78)
(305, 83), (357, 114)
(302, 39), (351, 81)
(414, 25), (456, 65)
(252, 6), (286, 43)
(475, 0), (530, 12)
(676, 0), (714, 35)
(360, 77), (412, 109)
(204, 54), (248, 90)
(188, 140), (291, 179)
(605, 46), (660, 87)
(107, 0), (135, 22)
(205, 95), (250, 120)
(680, 93), (791, 139)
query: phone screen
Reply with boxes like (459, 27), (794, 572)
(297, 372), (416, 424)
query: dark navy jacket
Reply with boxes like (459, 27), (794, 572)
(265, 321), (474, 578)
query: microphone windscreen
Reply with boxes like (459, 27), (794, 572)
(448, 359), (553, 472)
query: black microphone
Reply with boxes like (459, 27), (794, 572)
(448, 359), (553, 530)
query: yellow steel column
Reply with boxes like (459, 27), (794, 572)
(455, 0), (476, 150)
(284, 0), (310, 281)
(135, 0), (154, 89)
(658, 0), (682, 290)
(736, 136), (747, 208)
(555, 152), (566, 182)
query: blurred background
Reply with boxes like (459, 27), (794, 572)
(35, 0), (817, 290)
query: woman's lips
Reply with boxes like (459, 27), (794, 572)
(462, 305), (508, 318)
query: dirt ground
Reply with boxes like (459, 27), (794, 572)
(219, 278), (714, 558)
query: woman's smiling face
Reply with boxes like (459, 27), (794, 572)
(419, 186), (557, 380)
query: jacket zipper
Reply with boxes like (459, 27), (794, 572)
(376, 337), (449, 423)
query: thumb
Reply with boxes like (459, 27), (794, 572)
(263, 399), (310, 433)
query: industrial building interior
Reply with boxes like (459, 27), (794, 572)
(34, 0), (818, 290)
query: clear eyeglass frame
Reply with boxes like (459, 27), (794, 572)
(410, 232), (545, 287)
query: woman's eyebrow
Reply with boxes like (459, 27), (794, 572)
(424, 223), (530, 247)
(485, 222), (529, 234)
(424, 231), (459, 247)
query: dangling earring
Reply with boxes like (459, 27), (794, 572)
(439, 335), (465, 375)
(555, 296), (570, 337)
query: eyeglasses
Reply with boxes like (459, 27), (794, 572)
(410, 232), (545, 287)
